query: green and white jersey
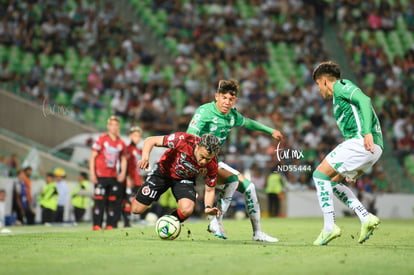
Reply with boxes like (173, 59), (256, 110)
(333, 79), (383, 149)
(187, 102), (274, 147)
(186, 102), (245, 146)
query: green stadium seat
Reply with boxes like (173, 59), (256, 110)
(39, 53), (51, 69)
(363, 73), (376, 88)
(54, 91), (69, 106)
(84, 108), (95, 123)
(52, 54), (64, 66)
(0, 45), (8, 61)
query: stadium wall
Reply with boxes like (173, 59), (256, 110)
(0, 89), (97, 147)
(0, 135), (87, 181)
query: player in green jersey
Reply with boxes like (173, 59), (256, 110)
(187, 79), (283, 242)
(312, 61), (383, 246)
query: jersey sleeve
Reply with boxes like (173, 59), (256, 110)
(346, 88), (373, 135)
(233, 109), (246, 127)
(243, 118), (274, 135)
(186, 106), (207, 137)
(92, 136), (103, 151)
(162, 132), (187, 149)
(205, 160), (218, 187)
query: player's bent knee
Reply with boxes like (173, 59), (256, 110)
(131, 199), (148, 214)
(178, 199), (195, 217)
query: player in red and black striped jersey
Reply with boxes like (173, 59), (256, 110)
(89, 116), (127, 230)
(122, 126), (143, 227)
(131, 132), (221, 222)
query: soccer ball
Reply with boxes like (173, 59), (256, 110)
(155, 215), (181, 240)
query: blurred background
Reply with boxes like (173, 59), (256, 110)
(0, 0), (413, 224)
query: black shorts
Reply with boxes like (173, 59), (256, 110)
(135, 164), (196, 206)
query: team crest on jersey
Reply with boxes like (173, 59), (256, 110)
(230, 117), (235, 126)
(167, 134), (175, 141)
(142, 186), (151, 196)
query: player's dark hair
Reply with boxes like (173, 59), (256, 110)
(312, 61), (341, 81)
(198, 134), (221, 155)
(217, 79), (239, 97)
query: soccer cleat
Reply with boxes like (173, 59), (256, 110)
(253, 231), (279, 243)
(358, 214), (380, 244)
(93, 225), (102, 231)
(105, 225), (114, 230)
(207, 218), (227, 239)
(313, 224), (342, 246)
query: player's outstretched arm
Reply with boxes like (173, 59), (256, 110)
(204, 185), (221, 216)
(244, 118), (283, 140)
(137, 136), (164, 169)
(272, 129), (283, 141)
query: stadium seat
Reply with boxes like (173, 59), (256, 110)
(83, 108), (95, 123)
(54, 91), (70, 106)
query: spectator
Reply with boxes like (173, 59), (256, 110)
(265, 171), (285, 217)
(54, 167), (69, 223)
(71, 172), (90, 223)
(0, 155), (9, 177)
(38, 173), (59, 224)
(250, 164), (266, 191)
(22, 167), (34, 215)
(0, 60), (14, 82)
(12, 170), (35, 225)
(8, 154), (20, 177)
(0, 189), (5, 228)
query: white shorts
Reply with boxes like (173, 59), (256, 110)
(326, 138), (382, 180)
(218, 161), (241, 175)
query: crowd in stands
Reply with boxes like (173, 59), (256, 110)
(0, 153), (20, 178)
(2, 0), (411, 194)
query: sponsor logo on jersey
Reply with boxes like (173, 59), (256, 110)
(230, 117), (235, 126)
(210, 125), (217, 132)
(180, 179), (194, 184)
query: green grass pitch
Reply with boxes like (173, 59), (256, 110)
(1, 217), (414, 275)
